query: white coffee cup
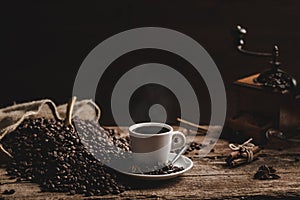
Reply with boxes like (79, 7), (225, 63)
(129, 122), (186, 167)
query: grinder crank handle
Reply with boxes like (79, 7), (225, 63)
(234, 25), (273, 57)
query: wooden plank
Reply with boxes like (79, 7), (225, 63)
(1, 155), (299, 200)
(1, 131), (299, 199)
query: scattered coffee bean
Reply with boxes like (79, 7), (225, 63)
(131, 162), (184, 175)
(183, 142), (203, 155)
(2, 189), (15, 195)
(145, 165), (184, 175)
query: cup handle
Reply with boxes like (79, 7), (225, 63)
(171, 131), (186, 151)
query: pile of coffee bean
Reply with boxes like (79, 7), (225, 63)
(1, 117), (128, 196)
(73, 118), (130, 164)
(104, 128), (131, 151)
(259, 72), (294, 90)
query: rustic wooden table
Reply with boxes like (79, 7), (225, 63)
(0, 127), (299, 199)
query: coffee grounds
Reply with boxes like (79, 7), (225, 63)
(1, 117), (128, 196)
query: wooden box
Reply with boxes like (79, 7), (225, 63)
(228, 73), (300, 143)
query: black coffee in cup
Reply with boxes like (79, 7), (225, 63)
(133, 126), (170, 135)
(129, 122), (186, 168)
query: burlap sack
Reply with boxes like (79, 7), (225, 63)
(0, 98), (101, 160)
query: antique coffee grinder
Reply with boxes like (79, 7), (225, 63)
(227, 25), (300, 146)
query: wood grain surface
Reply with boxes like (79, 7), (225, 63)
(0, 127), (299, 199)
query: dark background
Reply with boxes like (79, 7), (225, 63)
(2, 1), (300, 125)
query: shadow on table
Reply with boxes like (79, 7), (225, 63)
(117, 173), (182, 189)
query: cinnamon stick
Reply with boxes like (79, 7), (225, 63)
(226, 146), (261, 162)
(176, 118), (208, 132)
(226, 146), (261, 166)
(229, 154), (260, 167)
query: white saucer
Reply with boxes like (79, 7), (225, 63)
(117, 153), (193, 180)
